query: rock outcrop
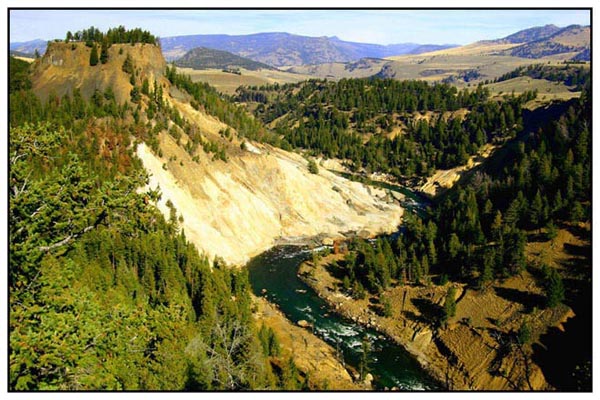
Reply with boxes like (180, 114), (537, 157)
(137, 133), (402, 265)
(34, 40), (403, 267)
(32, 41), (166, 104)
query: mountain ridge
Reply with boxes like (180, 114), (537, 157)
(174, 47), (276, 71)
(159, 32), (458, 66)
(499, 24), (590, 60)
(9, 38), (47, 56)
(498, 24), (562, 44)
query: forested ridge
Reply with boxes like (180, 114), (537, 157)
(9, 46), (308, 390)
(494, 63), (590, 90)
(321, 81), (590, 319)
(235, 79), (536, 179)
(174, 47), (275, 71)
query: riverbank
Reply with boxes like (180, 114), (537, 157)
(247, 245), (439, 390)
(252, 295), (370, 390)
(298, 252), (575, 391)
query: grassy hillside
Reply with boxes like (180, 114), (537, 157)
(502, 25), (590, 60)
(175, 66), (311, 95)
(486, 77), (580, 105)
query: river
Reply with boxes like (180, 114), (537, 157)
(247, 245), (440, 390)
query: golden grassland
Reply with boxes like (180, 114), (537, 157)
(175, 66), (312, 94)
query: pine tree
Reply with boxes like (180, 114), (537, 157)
(543, 266), (565, 308)
(517, 321), (532, 345)
(307, 159), (319, 174)
(442, 286), (457, 325)
(546, 221), (558, 245)
(89, 43), (99, 66)
(448, 233), (461, 260)
(421, 254), (430, 280)
(381, 295), (392, 317)
(491, 210), (503, 242)
(479, 248), (495, 288)
(142, 78), (150, 96)
(529, 190), (544, 228)
(570, 201), (585, 223)
(100, 39), (109, 64)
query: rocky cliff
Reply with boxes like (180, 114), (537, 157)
(31, 41), (166, 104)
(33, 41), (403, 266)
(137, 130), (402, 265)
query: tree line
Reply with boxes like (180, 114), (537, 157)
(494, 63), (590, 90)
(65, 25), (159, 46)
(236, 78), (534, 179)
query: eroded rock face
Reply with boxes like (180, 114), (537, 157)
(32, 42), (166, 104)
(137, 135), (403, 266)
(35, 40), (403, 267)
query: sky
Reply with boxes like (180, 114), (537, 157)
(9, 9), (591, 45)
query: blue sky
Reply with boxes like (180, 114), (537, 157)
(9, 9), (591, 45)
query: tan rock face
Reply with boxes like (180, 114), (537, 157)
(137, 134), (403, 266)
(35, 40), (403, 267)
(32, 42), (166, 104)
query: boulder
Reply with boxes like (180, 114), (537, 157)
(297, 319), (312, 328)
(322, 237), (335, 246)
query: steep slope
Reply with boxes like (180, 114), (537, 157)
(34, 39), (403, 267)
(137, 126), (402, 266)
(175, 47), (276, 71)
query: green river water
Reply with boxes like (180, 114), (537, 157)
(247, 245), (441, 390)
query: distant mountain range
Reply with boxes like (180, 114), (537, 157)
(486, 24), (590, 60)
(159, 32), (458, 66)
(11, 24), (590, 67)
(9, 50), (36, 58)
(9, 39), (47, 56)
(174, 47), (276, 71)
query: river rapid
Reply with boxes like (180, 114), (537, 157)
(247, 245), (440, 390)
